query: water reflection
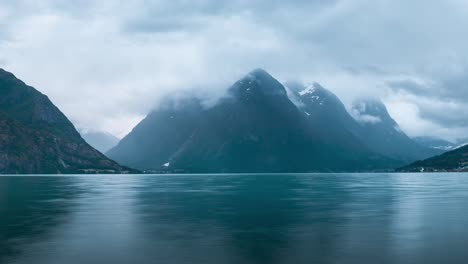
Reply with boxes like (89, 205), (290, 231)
(0, 176), (82, 262)
(132, 175), (310, 263)
(389, 174), (468, 263)
(1, 174), (468, 264)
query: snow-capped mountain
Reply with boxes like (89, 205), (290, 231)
(286, 82), (369, 152)
(287, 82), (440, 163)
(108, 69), (395, 172)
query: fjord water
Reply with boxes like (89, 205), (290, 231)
(1, 174), (468, 264)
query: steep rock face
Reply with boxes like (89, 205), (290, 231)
(286, 82), (441, 165)
(165, 69), (317, 172)
(351, 98), (442, 162)
(108, 69), (393, 172)
(398, 145), (468, 172)
(286, 82), (365, 148)
(0, 69), (135, 174)
(107, 98), (204, 170)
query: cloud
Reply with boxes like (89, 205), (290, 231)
(0, 0), (468, 140)
(388, 70), (468, 130)
(354, 114), (382, 124)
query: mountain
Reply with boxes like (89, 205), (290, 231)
(286, 82), (439, 164)
(80, 130), (119, 153)
(350, 98), (442, 162)
(108, 69), (393, 173)
(398, 145), (468, 172)
(285, 82), (370, 149)
(107, 97), (205, 171)
(413, 136), (456, 151)
(0, 68), (135, 174)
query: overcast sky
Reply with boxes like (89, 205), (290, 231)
(1, 0), (467, 140)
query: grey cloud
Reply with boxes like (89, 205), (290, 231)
(388, 80), (428, 96)
(0, 26), (8, 42)
(124, 18), (196, 34)
(390, 68), (468, 103)
(341, 65), (388, 76)
(387, 73), (468, 129)
(388, 75), (468, 104)
(121, 0), (339, 34)
(437, 73), (468, 102)
(1, 0), (99, 17)
(419, 106), (468, 128)
(1, 0), (468, 140)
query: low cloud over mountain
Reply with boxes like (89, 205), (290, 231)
(1, 1), (467, 140)
(108, 69), (437, 172)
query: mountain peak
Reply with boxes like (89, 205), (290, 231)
(290, 82), (342, 109)
(243, 68), (277, 83)
(231, 68), (287, 97)
(0, 68), (21, 84)
(249, 67), (270, 76)
(1, 69), (136, 174)
(298, 83), (328, 96)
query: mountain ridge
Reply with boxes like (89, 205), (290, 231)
(398, 145), (468, 172)
(1, 67), (447, 174)
(0, 68), (136, 174)
(108, 69), (398, 172)
(286, 81), (440, 164)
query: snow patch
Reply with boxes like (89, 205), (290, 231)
(299, 83), (317, 96)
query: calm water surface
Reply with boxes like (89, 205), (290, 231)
(1, 173), (468, 264)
